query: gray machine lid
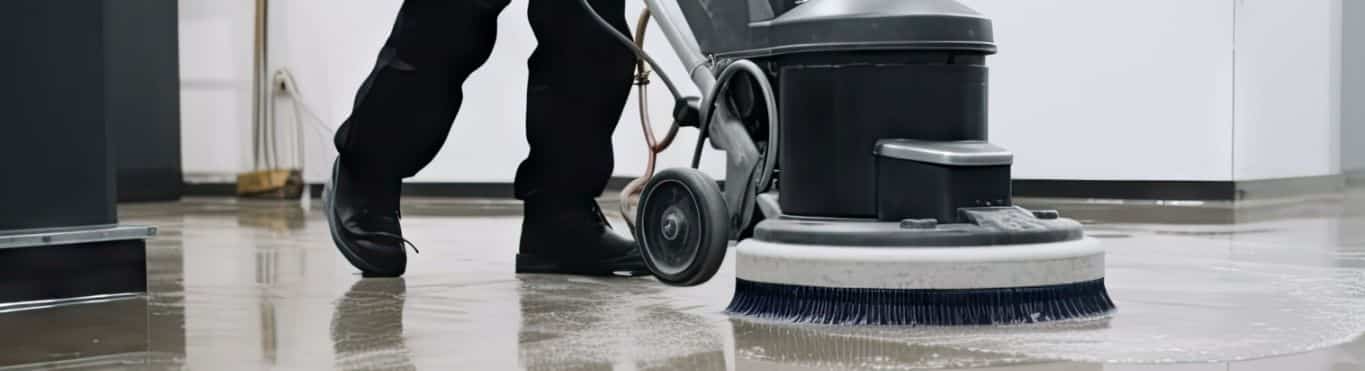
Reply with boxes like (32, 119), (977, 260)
(737, 0), (997, 57)
(770, 0), (990, 27)
(874, 139), (1014, 166)
(754, 207), (1084, 247)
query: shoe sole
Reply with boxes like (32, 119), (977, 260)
(516, 253), (650, 277)
(324, 162), (403, 277)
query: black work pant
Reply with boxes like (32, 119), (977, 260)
(334, 0), (634, 201)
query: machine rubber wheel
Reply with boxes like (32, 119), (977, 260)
(636, 168), (730, 286)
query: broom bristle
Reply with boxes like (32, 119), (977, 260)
(726, 278), (1115, 326)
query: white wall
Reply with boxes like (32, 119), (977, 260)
(1232, 0), (1343, 181)
(180, 0), (1350, 185)
(179, 1), (255, 182)
(262, 0), (720, 184)
(962, 0), (1235, 181)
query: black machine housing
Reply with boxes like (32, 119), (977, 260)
(678, 0), (1009, 223)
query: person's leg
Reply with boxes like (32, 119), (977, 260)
(515, 0), (644, 275)
(515, 0), (633, 200)
(327, 0), (510, 277)
(337, 0), (510, 181)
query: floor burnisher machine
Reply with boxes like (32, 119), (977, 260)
(585, 0), (1116, 325)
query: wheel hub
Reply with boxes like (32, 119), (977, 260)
(661, 207), (685, 241)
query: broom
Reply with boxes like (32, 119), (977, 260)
(237, 0), (304, 200)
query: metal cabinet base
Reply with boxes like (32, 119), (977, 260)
(0, 226), (155, 306)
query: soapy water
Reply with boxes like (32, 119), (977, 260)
(100, 199), (1365, 370)
(495, 221), (1365, 369)
(729, 223), (1365, 368)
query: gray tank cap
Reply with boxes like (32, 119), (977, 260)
(874, 139), (1013, 166)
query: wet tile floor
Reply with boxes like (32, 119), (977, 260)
(5, 189), (1365, 370)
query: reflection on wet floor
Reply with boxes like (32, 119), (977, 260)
(3, 189), (1365, 370)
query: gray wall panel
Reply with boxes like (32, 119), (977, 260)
(1346, 0), (1365, 177)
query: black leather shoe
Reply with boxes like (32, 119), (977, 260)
(324, 159), (413, 277)
(516, 198), (649, 276)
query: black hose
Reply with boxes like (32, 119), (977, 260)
(691, 60), (779, 180)
(577, 0), (779, 189)
(575, 0), (683, 101)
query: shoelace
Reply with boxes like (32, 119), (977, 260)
(352, 210), (420, 254)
